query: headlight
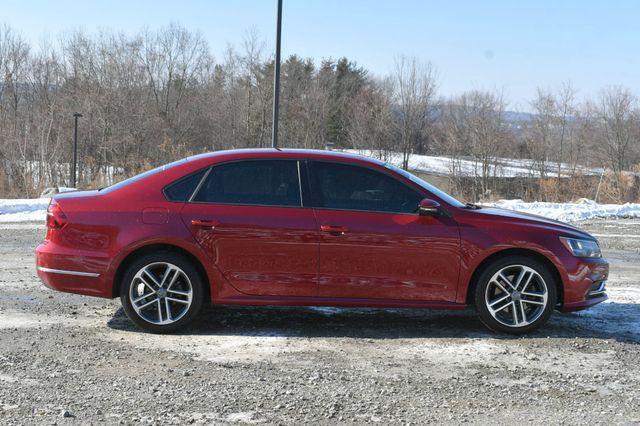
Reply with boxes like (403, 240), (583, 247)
(559, 237), (602, 258)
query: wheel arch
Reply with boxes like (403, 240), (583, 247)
(465, 248), (564, 306)
(111, 243), (211, 303)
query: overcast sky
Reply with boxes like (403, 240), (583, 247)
(4, 0), (639, 110)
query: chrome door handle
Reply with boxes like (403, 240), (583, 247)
(320, 225), (348, 235)
(191, 219), (219, 229)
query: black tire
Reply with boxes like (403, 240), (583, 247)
(474, 255), (557, 335)
(120, 251), (204, 333)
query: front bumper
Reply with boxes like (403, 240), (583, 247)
(559, 257), (609, 312)
(561, 293), (608, 312)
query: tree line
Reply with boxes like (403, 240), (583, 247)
(0, 23), (639, 201)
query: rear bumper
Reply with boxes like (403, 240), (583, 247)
(36, 242), (111, 298)
(560, 257), (609, 312)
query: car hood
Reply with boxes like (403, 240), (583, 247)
(470, 206), (595, 240)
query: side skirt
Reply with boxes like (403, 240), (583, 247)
(213, 295), (466, 310)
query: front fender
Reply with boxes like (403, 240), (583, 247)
(454, 227), (570, 305)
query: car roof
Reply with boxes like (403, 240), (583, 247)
(103, 149), (391, 199)
(185, 148), (386, 166)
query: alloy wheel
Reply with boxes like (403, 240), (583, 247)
(129, 262), (193, 325)
(484, 264), (548, 328)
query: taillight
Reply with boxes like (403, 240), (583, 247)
(46, 199), (67, 229)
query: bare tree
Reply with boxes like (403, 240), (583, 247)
(596, 87), (639, 174)
(347, 79), (394, 159)
(555, 82), (577, 178)
(0, 25), (32, 194)
(528, 88), (556, 180)
(443, 90), (509, 200)
(391, 56), (437, 169)
(0, 22), (639, 204)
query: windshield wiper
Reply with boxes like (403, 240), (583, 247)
(464, 202), (482, 210)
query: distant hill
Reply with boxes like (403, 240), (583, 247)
(503, 110), (536, 124)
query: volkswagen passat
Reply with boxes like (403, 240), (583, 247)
(36, 149), (609, 334)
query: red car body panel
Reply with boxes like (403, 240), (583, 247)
(452, 207), (609, 310)
(35, 149), (609, 313)
(314, 209), (460, 301)
(180, 203), (319, 297)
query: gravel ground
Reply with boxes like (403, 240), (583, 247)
(0, 220), (639, 425)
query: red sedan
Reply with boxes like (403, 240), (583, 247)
(35, 149), (609, 334)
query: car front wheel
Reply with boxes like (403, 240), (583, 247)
(475, 255), (557, 334)
(120, 252), (204, 333)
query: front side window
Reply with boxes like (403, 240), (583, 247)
(383, 163), (465, 208)
(192, 160), (301, 207)
(309, 161), (423, 214)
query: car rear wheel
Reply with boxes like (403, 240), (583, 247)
(475, 255), (557, 334)
(120, 252), (204, 333)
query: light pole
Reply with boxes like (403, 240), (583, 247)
(71, 112), (82, 188)
(271, 0), (283, 149)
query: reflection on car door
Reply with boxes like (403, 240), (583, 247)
(308, 161), (460, 302)
(181, 159), (319, 297)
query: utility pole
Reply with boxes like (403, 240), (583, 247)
(71, 112), (82, 188)
(271, 0), (283, 148)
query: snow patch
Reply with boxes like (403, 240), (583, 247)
(345, 149), (603, 178)
(101, 331), (331, 363)
(225, 412), (264, 423)
(0, 373), (40, 386)
(0, 198), (49, 223)
(484, 199), (640, 223)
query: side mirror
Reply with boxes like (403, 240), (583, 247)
(418, 198), (441, 216)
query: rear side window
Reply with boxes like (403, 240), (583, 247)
(164, 169), (207, 202)
(192, 160), (301, 207)
(309, 161), (423, 214)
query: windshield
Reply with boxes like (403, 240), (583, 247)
(384, 163), (465, 208)
(100, 158), (187, 193)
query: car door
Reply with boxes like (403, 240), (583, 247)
(307, 160), (460, 302)
(180, 159), (319, 297)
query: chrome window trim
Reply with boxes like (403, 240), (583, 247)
(188, 167), (212, 202)
(296, 161), (304, 207)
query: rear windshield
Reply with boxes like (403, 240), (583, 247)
(100, 159), (187, 193)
